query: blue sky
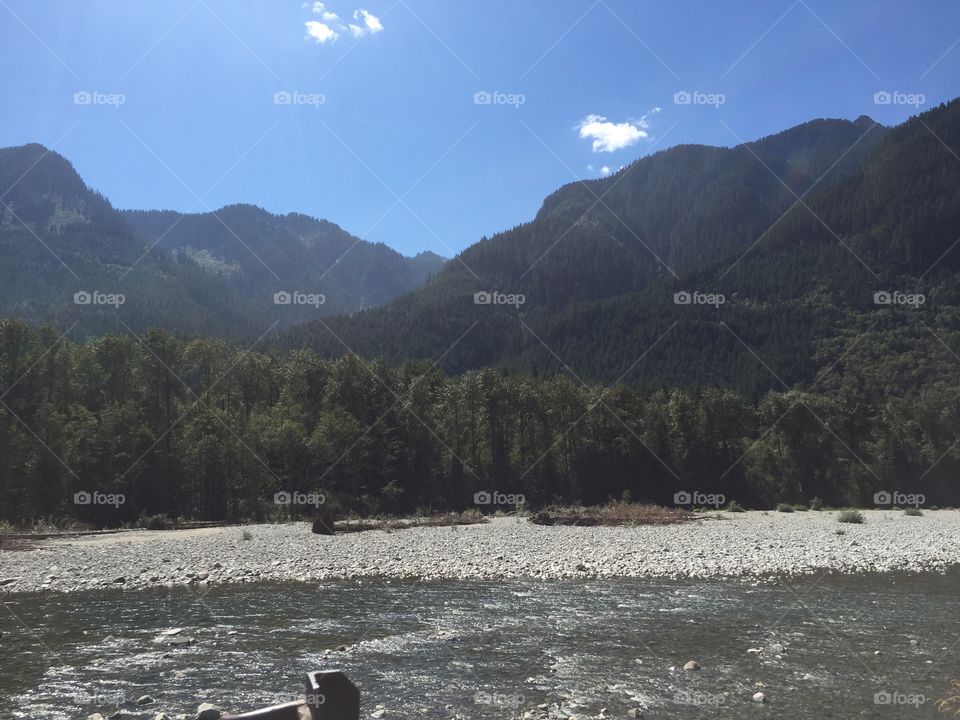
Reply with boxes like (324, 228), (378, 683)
(2, 0), (959, 257)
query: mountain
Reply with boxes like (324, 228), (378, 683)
(283, 102), (960, 401)
(0, 144), (445, 337)
(122, 206), (446, 319)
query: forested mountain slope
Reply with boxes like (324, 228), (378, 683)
(284, 102), (960, 401)
(0, 144), (444, 337)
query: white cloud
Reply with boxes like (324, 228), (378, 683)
(313, 2), (340, 22)
(600, 166), (611, 176)
(305, 20), (339, 43)
(310, 2), (339, 19)
(305, 5), (382, 44)
(577, 114), (650, 153)
(355, 8), (383, 33)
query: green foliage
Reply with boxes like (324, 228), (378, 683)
(724, 500), (745, 512)
(904, 507), (923, 516)
(810, 497), (824, 511)
(2, 320), (954, 526)
(776, 503), (794, 512)
(838, 510), (865, 524)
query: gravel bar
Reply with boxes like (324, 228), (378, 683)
(2, 510), (959, 594)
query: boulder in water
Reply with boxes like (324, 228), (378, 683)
(195, 703), (222, 720)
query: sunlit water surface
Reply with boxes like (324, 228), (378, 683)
(1, 573), (958, 719)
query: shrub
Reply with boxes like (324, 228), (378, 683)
(904, 508), (923, 516)
(140, 513), (173, 530)
(792, 504), (809, 512)
(809, 497), (824, 511)
(838, 510), (864, 524)
(241, 529), (254, 540)
(776, 503), (794, 513)
(835, 528), (846, 535)
(725, 500), (745, 513)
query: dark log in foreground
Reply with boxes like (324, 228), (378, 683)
(222, 670), (359, 720)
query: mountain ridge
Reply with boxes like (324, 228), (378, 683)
(0, 145), (446, 336)
(281, 101), (960, 401)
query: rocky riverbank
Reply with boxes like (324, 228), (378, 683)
(2, 510), (959, 594)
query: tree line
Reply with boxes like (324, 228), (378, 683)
(0, 319), (957, 526)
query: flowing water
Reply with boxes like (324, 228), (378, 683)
(1, 572), (958, 719)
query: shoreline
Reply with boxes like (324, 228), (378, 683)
(2, 510), (959, 595)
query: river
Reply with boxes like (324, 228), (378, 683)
(1, 572), (958, 718)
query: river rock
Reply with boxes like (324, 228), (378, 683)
(87, 714), (106, 720)
(752, 692), (767, 703)
(195, 703), (222, 720)
(683, 660), (701, 671)
(137, 694), (154, 705)
(311, 510), (336, 535)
